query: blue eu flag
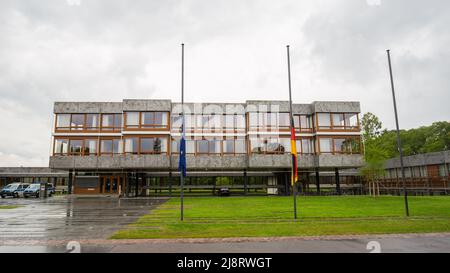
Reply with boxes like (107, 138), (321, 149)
(178, 121), (187, 177)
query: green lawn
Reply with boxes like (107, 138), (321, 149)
(0, 205), (20, 209)
(111, 196), (450, 239)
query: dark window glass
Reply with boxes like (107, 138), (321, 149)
(114, 114), (122, 128)
(69, 140), (83, 155)
(141, 138), (154, 153)
(197, 140), (209, 154)
(101, 140), (113, 154)
(71, 114), (85, 130)
(142, 112), (155, 126)
(113, 139), (122, 154)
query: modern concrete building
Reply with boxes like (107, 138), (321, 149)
(381, 150), (450, 194)
(49, 99), (364, 196)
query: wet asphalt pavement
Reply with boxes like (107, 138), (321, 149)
(1, 196), (450, 253)
(0, 196), (167, 252)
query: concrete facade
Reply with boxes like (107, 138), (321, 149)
(49, 99), (364, 196)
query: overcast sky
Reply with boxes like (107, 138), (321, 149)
(0, 0), (449, 167)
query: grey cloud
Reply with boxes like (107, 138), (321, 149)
(0, 0), (448, 166)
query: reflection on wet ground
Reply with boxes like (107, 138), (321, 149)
(0, 196), (167, 242)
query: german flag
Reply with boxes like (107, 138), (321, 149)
(290, 126), (298, 186)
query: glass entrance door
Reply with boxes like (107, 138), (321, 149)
(101, 176), (124, 194)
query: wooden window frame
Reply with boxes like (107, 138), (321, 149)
(317, 136), (362, 155)
(53, 138), (69, 155)
(249, 136), (286, 155)
(99, 137), (123, 156)
(100, 113), (122, 131)
(124, 111), (170, 130)
(123, 135), (169, 155)
(315, 113), (361, 132)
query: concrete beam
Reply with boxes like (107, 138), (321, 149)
(312, 101), (360, 113)
(122, 99), (171, 111)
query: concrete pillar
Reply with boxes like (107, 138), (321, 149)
(168, 171), (173, 197)
(284, 172), (290, 196)
(135, 172), (139, 197)
(335, 168), (341, 195)
(243, 169), (248, 195)
(68, 171), (73, 194)
(315, 168), (320, 195)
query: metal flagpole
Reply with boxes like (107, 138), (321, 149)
(386, 49), (410, 217)
(180, 43), (185, 221)
(286, 45), (297, 220)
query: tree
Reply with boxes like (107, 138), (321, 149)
(359, 112), (449, 196)
(360, 112), (389, 196)
(361, 112), (383, 141)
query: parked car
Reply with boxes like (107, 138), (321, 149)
(217, 187), (230, 196)
(24, 183), (54, 198)
(0, 183), (30, 198)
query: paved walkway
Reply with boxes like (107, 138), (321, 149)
(0, 196), (167, 242)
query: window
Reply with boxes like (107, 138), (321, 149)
(319, 138), (333, 153)
(125, 112), (139, 128)
(333, 114), (345, 129)
(197, 139), (209, 154)
(142, 112), (155, 127)
(279, 113), (291, 129)
(101, 114), (122, 130)
(85, 114), (99, 130)
(209, 139), (221, 154)
(113, 139), (123, 154)
(100, 139), (122, 155)
(249, 113), (258, 128)
(171, 138), (180, 153)
(439, 165), (446, 177)
(186, 140), (195, 154)
(171, 115), (183, 131)
(317, 113), (331, 129)
(250, 137), (285, 154)
(279, 138), (291, 153)
(334, 138), (347, 153)
(345, 113), (359, 129)
(71, 114), (85, 130)
(142, 112), (168, 128)
(224, 115), (235, 129)
(318, 137), (361, 154)
(84, 139), (98, 155)
(301, 139), (313, 154)
(235, 139), (246, 154)
(172, 137), (194, 154)
(140, 137), (167, 154)
(267, 112), (278, 128)
(223, 139), (235, 154)
(125, 138), (138, 154)
(54, 139), (68, 155)
(101, 139), (113, 154)
(299, 115), (312, 130)
(56, 114), (70, 129)
(69, 139), (83, 155)
(347, 138), (361, 154)
(236, 115), (245, 129)
(154, 112), (168, 128)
